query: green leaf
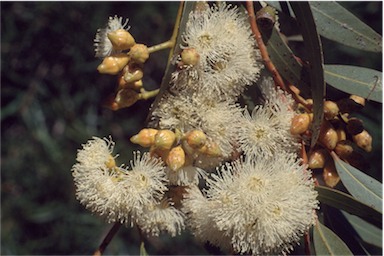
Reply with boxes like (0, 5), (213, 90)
(290, 2), (325, 148)
(146, 2), (195, 124)
(260, 21), (310, 96)
(324, 65), (382, 103)
(331, 152), (382, 213)
(315, 185), (382, 228)
(309, 2), (382, 52)
(140, 241), (148, 256)
(342, 211), (382, 248)
(313, 221), (353, 255)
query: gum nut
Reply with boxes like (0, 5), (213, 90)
(129, 44), (149, 64)
(353, 130), (372, 152)
(308, 148), (327, 169)
(154, 130), (176, 150)
(319, 121), (338, 150)
(349, 95), (365, 107)
(166, 146), (185, 171)
(181, 48), (200, 66)
(334, 140), (354, 159)
(290, 113), (311, 135)
(323, 160), (340, 188)
(346, 118), (364, 136)
(130, 128), (158, 147)
(107, 29), (135, 50)
(323, 101), (339, 120)
(185, 130), (207, 149)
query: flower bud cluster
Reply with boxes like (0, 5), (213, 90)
(290, 86), (373, 187)
(78, 4), (321, 255)
(94, 16), (152, 110)
(130, 128), (220, 185)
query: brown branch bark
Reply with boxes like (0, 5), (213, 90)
(93, 222), (122, 256)
(246, 1), (286, 91)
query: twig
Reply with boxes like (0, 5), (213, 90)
(93, 222), (122, 256)
(246, 1), (286, 91)
(148, 40), (174, 54)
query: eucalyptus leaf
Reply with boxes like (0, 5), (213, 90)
(325, 65), (382, 103)
(342, 211), (382, 248)
(260, 21), (310, 96)
(315, 186), (382, 228)
(140, 242), (148, 256)
(331, 152), (383, 213)
(309, 2), (382, 52)
(290, 2), (325, 148)
(313, 221), (353, 255)
(146, 2), (195, 124)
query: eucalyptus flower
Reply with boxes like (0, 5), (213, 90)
(94, 15), (132, 58)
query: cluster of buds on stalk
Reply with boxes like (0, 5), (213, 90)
(130, 128), (222, 172)
(289, 85), (372, 188)
(94, 17), (159, 110)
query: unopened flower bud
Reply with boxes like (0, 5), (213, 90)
(181, 48), (200, 66)
(334, 140), (354, 159)
(105, 155), (116, 169)
(130, 128), (158, 147)
(290, 113), (311, 135)
(323, 160), (340, 188)
(198, 140), (221, 157)
(107, 29), (135, 50)
(308, 148), (328, 169)
(353, 130), (372, 152)
(336, 128), (346, 142)
(349, 95), (365, 107)
(97, 53), (130, 75)
(154, 130), (176, 150)
(166, 146), (185, 171)
(323, 100), (339, 120)
(346, 118), (364, 136)
(319, 121), (338, 150)
(114, 88), (140, 109)
(185, 130), (207, 149)
(129, 44), (149, 64)
(124, 67), (143, 83)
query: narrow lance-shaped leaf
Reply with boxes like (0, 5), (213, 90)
(146, 2), (195, 124)
(256, 5), (310, 96)
(342, 210), (382, 248)
(313, 221), (353, 256)
(325, 65), (382, 103)
(140, 241), (148, 256)
(309, 2), (382, 52)
(331, 152), (383, 213)
(315, 185), (382, 228)
(290, 2), (325, 148)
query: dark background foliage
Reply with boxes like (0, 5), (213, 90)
(1, 2), (381, 255)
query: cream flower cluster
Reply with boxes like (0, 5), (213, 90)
(172, 3), (262, 101)
(183, 154), (318, 255)
(71, 137), (184, 236)
(74, 3), (319, 255)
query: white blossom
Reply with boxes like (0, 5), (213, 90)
(201, 154), (319, 255)
(136, 200), (185, 237)
(94, 15), (130, 58)
(72, 137), (168, 224)
(175, 3), (262, 100)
